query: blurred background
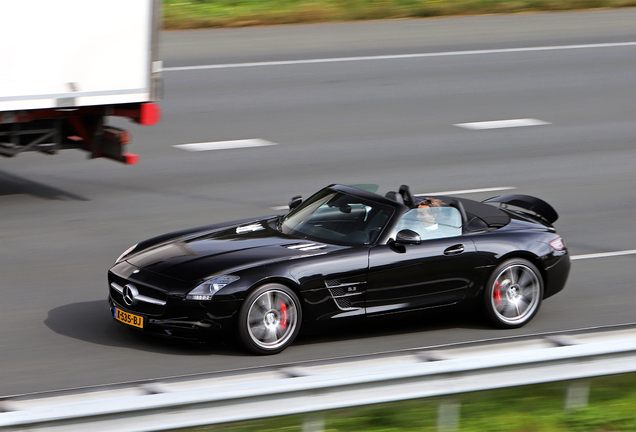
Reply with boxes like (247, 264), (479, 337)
(2, 1), (636, 430)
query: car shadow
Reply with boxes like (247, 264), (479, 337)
(46, 301), (492, 356)
(0, 171), (89, 200)
(294, 308), (490, 348)
(44, 300), (240, 356)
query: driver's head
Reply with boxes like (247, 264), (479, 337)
(416, 197), (442, 222)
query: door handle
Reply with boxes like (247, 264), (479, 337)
(444, 244), (465, 255)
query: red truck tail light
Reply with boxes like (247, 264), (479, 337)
(139, 103), (161, 126)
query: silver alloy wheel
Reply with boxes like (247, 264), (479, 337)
(246, 289), (298, 350)
(490, 263), (541, 325)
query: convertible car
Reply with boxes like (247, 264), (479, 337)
(108, 184), (570, 354)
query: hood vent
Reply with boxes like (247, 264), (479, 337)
(236, 223), (265, 234)
(285, 243), (327, 252)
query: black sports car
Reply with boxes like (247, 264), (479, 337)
(108, 184), (570, 354)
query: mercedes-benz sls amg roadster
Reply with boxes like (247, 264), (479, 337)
(108, 184), (570, 354)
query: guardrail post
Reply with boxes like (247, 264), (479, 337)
(302, 413), (325, 432)
(565, 381), (590, 410)
(437, 398), (461, 432)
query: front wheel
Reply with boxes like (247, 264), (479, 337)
(238, 284), (302, 355)
(484, 259), (543, 329)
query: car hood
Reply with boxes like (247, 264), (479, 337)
(124, 219), (341, 282)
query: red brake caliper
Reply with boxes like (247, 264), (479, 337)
(494, 281), (503, 306)
(280, 302), (288, 329)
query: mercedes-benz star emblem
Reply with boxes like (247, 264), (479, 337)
(123, 284), (139, 307)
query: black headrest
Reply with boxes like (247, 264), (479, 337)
(385, 191), (404, 205)
(399, 185), (416, 208)
(449, 199), (467, 226)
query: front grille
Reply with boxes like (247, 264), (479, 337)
(130, 284), (168, 302)
(326, 279), (341, 287)
(110, 287), (166, 316)
(109, 275), (168, 317)
(110, 274), (168, 301)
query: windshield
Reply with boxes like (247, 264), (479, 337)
(279, 189), (394, 246)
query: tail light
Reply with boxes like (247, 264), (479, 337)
(549, 237), (566, 251)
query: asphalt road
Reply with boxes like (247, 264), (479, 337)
(1, 9), (636, 397)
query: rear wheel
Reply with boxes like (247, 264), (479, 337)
(484, 259), (543, 328)
(238, 284), (301, 355)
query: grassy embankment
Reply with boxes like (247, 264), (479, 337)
(176, 373), (636, 431)
(164, 0), (636, 29)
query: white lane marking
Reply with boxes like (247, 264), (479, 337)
(416, 187), (516, 196)
(454, 119), (550, 130)
(271, 205), (289, 211)
(164, 42), (636, 71)
(571, 249), (636, 261)
(173, 139), (276, 152)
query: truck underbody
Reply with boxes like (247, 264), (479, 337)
(0, 103), (161, 165)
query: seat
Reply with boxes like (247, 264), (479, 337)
(399, 185), (416, 208)
(449, 199), (468, 228)
(385, 191), (404, 205)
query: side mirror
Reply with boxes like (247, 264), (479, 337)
(288, 195), (303, 210)
(395, 229), (421, 245)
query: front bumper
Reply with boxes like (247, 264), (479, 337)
(108, 263), (241, 340)
(109, 295), (219, 340)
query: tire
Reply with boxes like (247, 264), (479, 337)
(483, 259), (544, 329)
(238, 284), (302, 355)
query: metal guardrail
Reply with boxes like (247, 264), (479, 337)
(2, 327), (636, 432)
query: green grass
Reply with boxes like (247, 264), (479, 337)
(164, 0), (636, 29)
(172, 373), (636, 431)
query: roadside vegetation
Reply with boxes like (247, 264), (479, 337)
(177, 373), (636, 431)
(164, 0), (636, 29)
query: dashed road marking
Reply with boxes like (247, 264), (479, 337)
(173, 139), (277, 152)
(454, 119), (550, 130)
(571, 250), (636, 261)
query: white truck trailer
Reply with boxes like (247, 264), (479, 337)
(0, 0), (162, 164)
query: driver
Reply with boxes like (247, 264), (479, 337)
(415, 197), (443, 231)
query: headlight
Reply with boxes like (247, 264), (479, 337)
(186, 275), (240, 301)
(115, 243), (138, 264)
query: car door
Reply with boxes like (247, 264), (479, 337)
(365, 206), (481, 315)
(366, 237), (479, 315)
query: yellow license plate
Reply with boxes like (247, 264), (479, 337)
(114, 308), (144, 328)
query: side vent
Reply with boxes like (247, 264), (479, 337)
(325, 280), (365, 311)
(328, 287), (346, 297)
(334, 297), (353, 309)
